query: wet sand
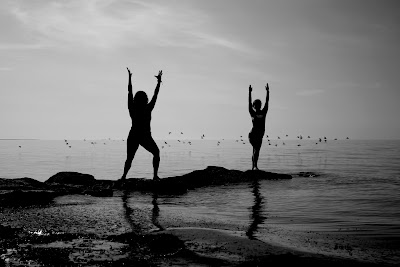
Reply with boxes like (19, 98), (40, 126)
(0, 192), (390, 266)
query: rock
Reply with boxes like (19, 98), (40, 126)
(0, 225), (23, 239)
(120, 166), (292, 194)
(45, 172), (96, 186)
(145, 233), (185, 256)
(0, 167), (290, 204)
(0, 177), (49, 190)
(0, 190), (57, 207)
(243, 169), (292, 180)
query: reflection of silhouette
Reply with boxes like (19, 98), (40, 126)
(122, 190), (164, 234)
(152, 193), (164, 231)
(246, 179), (266, 240)
(122, 189), (141, 234)
(248, 83), (270, 170)
(120, 68), (163, 182)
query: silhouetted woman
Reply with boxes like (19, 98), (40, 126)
(120, 68), (163, 182)
(248, 83), (269, 170)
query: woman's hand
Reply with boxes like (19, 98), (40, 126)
(249, 85), (252, 92)
(127, 67), (132, 78)
(155, 70), (163, 83)
(265, 83), (269, 91)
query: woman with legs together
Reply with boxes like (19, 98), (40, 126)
(248, 83), (269, 170)
(120, 68), (163, 183)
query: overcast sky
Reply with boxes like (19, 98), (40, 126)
(1, 0), (399, 140)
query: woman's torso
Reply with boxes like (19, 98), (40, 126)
(130, 107), (152, 134)
(251, 111), (266, 136)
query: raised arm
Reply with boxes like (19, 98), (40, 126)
(148, 70), (162, 111)
(248, 85), (254, 116)
(127, 67), (133, 111)
(262, 83), (270, 114)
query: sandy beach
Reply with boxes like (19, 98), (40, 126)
(1, 205), (387, 266)
(1, 187), (393, 266)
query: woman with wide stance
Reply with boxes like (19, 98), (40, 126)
(120, 68), (163, 182)
(248, 83), (269, 170)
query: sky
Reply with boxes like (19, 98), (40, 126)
(0, 0), (399, 140)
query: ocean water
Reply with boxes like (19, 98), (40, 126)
(1, 139), (399, 264)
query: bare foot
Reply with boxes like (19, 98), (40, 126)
(153, 176), (160, 182)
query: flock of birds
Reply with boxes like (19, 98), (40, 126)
(158, 132), (350, 149)
(17, 132), (350, 150)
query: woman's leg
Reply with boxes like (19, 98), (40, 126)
(140, 135), (160, 180)
(249, 132), (256, 170)
(121, 132), (139, 180)
(253, 146), (260, 170)
(251, 136), (263, 170)
(252, 147), (256, 170)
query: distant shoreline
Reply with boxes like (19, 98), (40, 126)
(2, 138), (400, 141)
(0, 139), (39, 140)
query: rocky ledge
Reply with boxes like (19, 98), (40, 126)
(122, 166), (292, 194)
(0, 166), (291, 206)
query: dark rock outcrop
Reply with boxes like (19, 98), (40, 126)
(120, 166), (292, 194)
(0, 177), (49, 190)
(0, 190), (57, 207)
(1, 172), (110, 207)
(45, 172), (96, 186)
(0, 167), (291, 206)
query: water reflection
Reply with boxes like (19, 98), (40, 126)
(246, 179), (266, 239)
(121, 189), (141, 234)
(152, 193), (164, 231)
(122, 190), (164, 233)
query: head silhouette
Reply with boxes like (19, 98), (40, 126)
(133, 91), (148, 109)
(253, 99), (262, 111)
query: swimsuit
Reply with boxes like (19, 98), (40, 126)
(249, 111), (266, 148)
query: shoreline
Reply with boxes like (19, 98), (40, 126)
(153, 227), (385, 266)
(1, 196), (395, 266)
(0, 220), (386, 266)
(0, 168), (397, 266)
(1, 195), (394, 266)
(0, 166), (293, 206)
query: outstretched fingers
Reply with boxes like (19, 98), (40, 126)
(155, 70), (163, 82)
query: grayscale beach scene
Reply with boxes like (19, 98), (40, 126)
(1, 0), (399, 266)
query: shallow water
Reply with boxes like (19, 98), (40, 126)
(1, 139), (400, 264)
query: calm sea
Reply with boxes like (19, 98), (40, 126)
(1, 139), (399, 264)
